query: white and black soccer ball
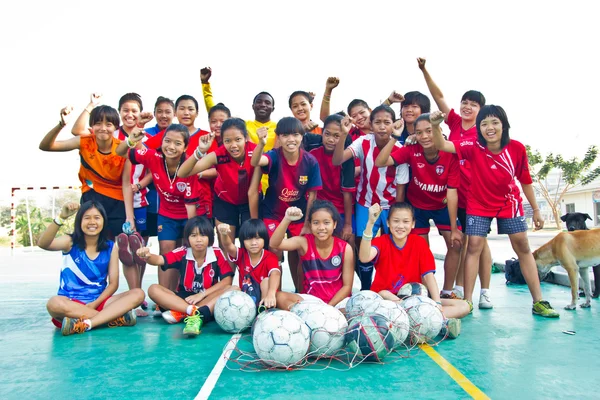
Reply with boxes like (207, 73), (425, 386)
(397, 282), (429, 299)
(400, 295), (444, 343)
(252, 310), (310, 367)
(291, 302), (348, 357)
(346, 290), (383, 318)
(372, 300), (410, 346)
(214, 290), (257, 333)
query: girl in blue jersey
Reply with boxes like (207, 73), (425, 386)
(38, 201), (145, 336)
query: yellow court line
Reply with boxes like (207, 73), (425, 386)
(420, 344), (490, 400)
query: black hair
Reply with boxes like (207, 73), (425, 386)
(461, 90), (486, 107)
(414, 113), (431, 128)
(208, 103), (231, 119)
(275, 117), (304, 136)
(221, 117), (248, 138)
(154, 96), (175, 111)
(388, 202), (415, 221)
(323, 114), (344, 130)
(183, 216), (215, 247)
(370, 104), (396, 122)
(119, 93), (143, 111)
(401, 91), (431, 113)
(89, 105), (120, 128)
(175, 95), (199, 111)
(476, 105), (511, 149)
(347, 99), (370, 116)
(70, 201), (110, 251)
(308, 200), (342, 235)
(253, 92), (275, 108)
(288, 91), (314, 108)
(238, 219), (270, 250)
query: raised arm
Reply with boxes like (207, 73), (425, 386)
(250, 127), (270, 167)
(216, 223), (238, 259)
(136, 246), (166, 267)
(200, 67), (215, 112)
(382, 90), (405, 107)
(178, 133), (217, 177)
(430, 111), (456, 154)
(115, 126), (145, 157)
(270, 207), (308, 254)
(332, 116), (355, 166)
(375, 119), (404, 167)
(39, 107), (81, 152)
(320, 77), (339, 123)
(37, 202), (79, 251)
(358, 204), (381, 263)
(417, 58), (451, 116)
(71, 93), (102, 136)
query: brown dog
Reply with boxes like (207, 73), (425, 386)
(533, 229), (600, 309)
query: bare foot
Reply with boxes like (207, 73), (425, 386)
(136, 308), (149, 317)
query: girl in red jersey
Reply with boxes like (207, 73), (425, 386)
(431, 107), (559, 318)
(270, 200), (354, 310)
(217, 219), (281, 308)
(375, 113), (462, 301)
(417, 57), (493, 308)
(358, 202), (470, 324)
(178, 118), (259, 245)
(289, 90), (322, 134)
(116, 124), (200, 295)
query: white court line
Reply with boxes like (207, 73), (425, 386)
(195, 333), (241, 400)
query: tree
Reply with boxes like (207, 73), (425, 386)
(527, 145), (600, 229)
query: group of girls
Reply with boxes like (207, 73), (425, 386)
(37, 58), (559, 337)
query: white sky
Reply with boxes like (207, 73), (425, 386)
(1, 0), (599, 205)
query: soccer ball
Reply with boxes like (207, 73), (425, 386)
(401, 295), (444, 343)
(253, 310), (310, 367)
(372, 300), (410, 346)
(345, 313), (395, 362)
(214, 290), (257, 333)
(346, 290), (383, 318)
(397, 282), (428, 299)
(291, 302), (348, 357)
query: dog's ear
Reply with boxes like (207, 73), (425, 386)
(560, 214), (569, 222)
(585, 213), (592, 221)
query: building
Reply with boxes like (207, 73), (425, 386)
(560, 176), (600, 227)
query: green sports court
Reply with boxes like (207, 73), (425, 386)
(2, 247), (598, 400)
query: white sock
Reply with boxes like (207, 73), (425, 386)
(481, 288), (490, 296)
(84, 319), (92, 331)
(441, 290), (452, 295)
(454, 285), (464, 292)
(186, 305), (196, 315)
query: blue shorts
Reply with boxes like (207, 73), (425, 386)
(413, 207), (460, 236)
(339, 213), (356, 234)
(465, 215), (528, 237)
(356, 203), (389, 238)
(157, 214), (188, 241)
(134, 207), (147, 233)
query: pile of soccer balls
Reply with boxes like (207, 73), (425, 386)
(214, 284), (445, 368)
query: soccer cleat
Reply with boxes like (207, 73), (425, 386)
(452, 287), (464, 299)
(183, 312), (203, 337)
(129, 233), (146, 268)
(479, 292), (493, 309)
(61, 317), (88, 336)
(108, 310), (137, 327)
(440, 292), (458, 300)
(162, 309), (190, 324)
(466, 299), (474, 314)
(441, 318), (461, 339)
(116, 233), (135, 265)
(532, 300), (560, 318)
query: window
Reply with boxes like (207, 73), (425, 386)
(566, 203), (575, 213)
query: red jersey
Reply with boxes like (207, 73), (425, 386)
(228, 248), (280, 288)
(162, 246), (233, 293)
(300, 234), (348, 304)
(446, 109), (476, 209)
(145, 128), (217, 217)
(309, 147), (355, 214)
(454, 139), (533, 219)
(348, 134), (409, 209)
(390, 145), (460, 210)
(114, 127), (150, 208)
(370, 234), (436, 293)
(129, 147), (200, 219)
(213, 142), (259, 205)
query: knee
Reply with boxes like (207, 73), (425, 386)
(512, 238), (531, 255)
(131, 288), (145, 303)
(46, 296), (66, 314)
(148, 284), (161, 299)
(466, 238), (484, 255)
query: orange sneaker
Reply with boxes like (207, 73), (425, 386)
(440, 292), (458, 300)
(61, 317), (88, 336)
(162, 308), (194, 324)
(108, 310), (137, 327)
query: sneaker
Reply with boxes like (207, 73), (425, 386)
(162, 309), (190, 324)
(61, 317), (88, 336)
(479, 292), (494, 309)
(466, 299), (474, 314)
(452, 287), (464, 300)
(532, 300), (560, 318)
(442, 318), (461, 339)
(129, 233), (146, 267)
(108, 310), (137, 327)
(183, 312), (203, 337)
(440, 292), (458, 300)
(153, 304), (163, 317)
(140, 300), (149, 310)
(116, 233), (134, 265)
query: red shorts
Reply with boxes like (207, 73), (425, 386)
(51, 297), (111, 328)
(263, 218), (304, 238)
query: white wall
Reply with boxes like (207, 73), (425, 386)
(561, 191), (597, 228)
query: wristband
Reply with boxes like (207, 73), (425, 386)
(362, 231), (373, 240)
(199, 171), (203, 179)
(59, 120), (66, 128)
(54, 216), (64, 226)
(126, 137), (137, 148)
(136, 183), (142, 190)
(195, 148), (206, 160)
